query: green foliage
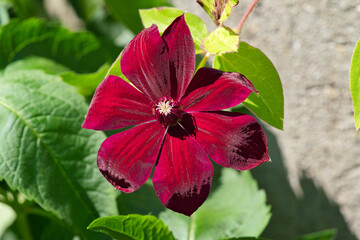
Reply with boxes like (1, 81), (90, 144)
(4, 57), (108, 96)
(292, 229), (337, 240)
(0, 18), (107, 72)
(88, 214), (176, 240)
(140, 7), (208, 54)
(350, 38), (360, 130)
(203, 26), (239, 54)
(214, 42), (284, 130)
(160, 169), (271, 240)
(197, 0), (239, 26)
(0, 70), (117, 239)
(4, 56), (69, 75)
(60, 63), (110, 96)
(104, 0), (172, 34)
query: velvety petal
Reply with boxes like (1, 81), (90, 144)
(194, 112), (270, 170)
(121, 24), (171, 101)
(82, 75), (153, 131)
(97, 122), (165, 193)
(153, 118), (213, 216)
(181, 67), (256, 112)
(162, 14), (196, 100)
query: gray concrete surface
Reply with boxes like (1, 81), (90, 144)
(172, 0), (360, 239)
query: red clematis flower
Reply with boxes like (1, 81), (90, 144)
(82, 15), (269, 216)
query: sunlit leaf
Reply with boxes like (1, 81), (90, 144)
(88, 215), (175, 240)
(140, 7), (208, 54)
(350, 38), (360, 130)
(203, 26), (239, 54)
(214, 41), (284, 130)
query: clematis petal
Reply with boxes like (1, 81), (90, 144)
(162, 14), (196, 101)
(153, 117), (213, 216)
(181, 67), (256, 112)
(97, 122), (165, 193)
(82, 75), (153, 131)
(194, 112), (270, 170)
(121, 24), (171, 101)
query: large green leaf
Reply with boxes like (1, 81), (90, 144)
(88, 215), (176, 240)
(0, 70), (117, 239)
(139, 7), (208, 54)
(160, 169), (271, 240)
(214, 42), (284, 130)
(104, 0), (172, 34)
(203, 27), (239, 54)
(0, 18), (107, 72)
(350, 38), (360, 130)
(197, 0), (239, 25)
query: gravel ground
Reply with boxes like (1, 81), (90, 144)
(173, 0), (360, 239)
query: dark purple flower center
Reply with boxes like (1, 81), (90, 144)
(152, 97), (183, 126)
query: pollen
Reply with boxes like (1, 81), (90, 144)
(156, 100), (173, 116)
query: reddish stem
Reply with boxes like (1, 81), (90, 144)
(235, 0), (259, 34)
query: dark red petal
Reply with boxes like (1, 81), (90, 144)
(153, 121), (213, 216)
(181, 67), (256, 112)
(97, 122), (165, 193)
(162, 14), (196, 100)
(82, 75), (153, 131)
(194, 112), (270, 170)
(121, 25), (171, 101)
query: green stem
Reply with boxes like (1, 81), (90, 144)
(196, 52), (211, 71)
(17, 211), (33, 240)
(188, 215), (195, 240)
(234, 0), (259, 34)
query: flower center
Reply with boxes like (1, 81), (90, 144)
(152, 97), (183, 126)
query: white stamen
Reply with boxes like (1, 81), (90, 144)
(156, 100), (172, 116)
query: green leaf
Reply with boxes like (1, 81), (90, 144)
(104, 51), (132, 86)
(160, 169), (271, 240)
(104, 0), (172, 34)
(350, 38), (360, 130)
(214, 41), (284, 130)
(0, 18), (107, 72)
(60, 63), (110, 96)
(203, 27), (239, 54)
(139, 7), (208, 54)
(4, 56), (69, 75)
(197, 0), (239, 25)
(88, 214), (176, 240)
(292, 229), (337, 240)
(0, 70), (118, 239)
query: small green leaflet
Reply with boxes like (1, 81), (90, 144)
(292, 229), (337, 240)
(139, 7), (209, 54)
(197, 0), (239, 26)
(350, 38), (360, 130)
(214, 42), (284, 130)
(88, 214), (176, 240)
(203, 27), (239, 54)
(160, 168), (271, 240)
